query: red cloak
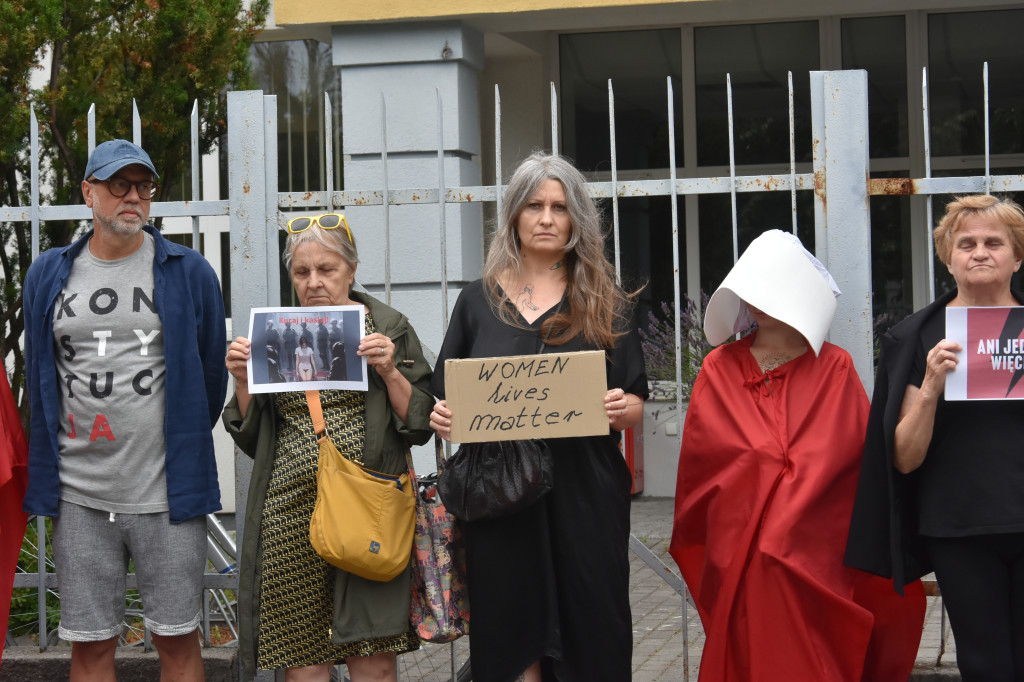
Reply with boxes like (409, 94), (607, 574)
(0, 370), (28, 664)
(670, 336), (925, 681)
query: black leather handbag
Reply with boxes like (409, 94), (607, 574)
(436, 438), (554, 522)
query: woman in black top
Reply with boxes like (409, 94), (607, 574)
(847, 194), (1024, 681)
(429, 153), (648, 682)
(329, 341), (348, 381)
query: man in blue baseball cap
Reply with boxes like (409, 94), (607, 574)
(82, 138), (160, 182)
(22, 139), (227, 680)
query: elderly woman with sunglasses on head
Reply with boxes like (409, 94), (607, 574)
(222, 214), (434, 682)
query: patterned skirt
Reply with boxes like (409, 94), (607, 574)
(256, 351), (419, 669)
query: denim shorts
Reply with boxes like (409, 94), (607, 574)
(52, 499), (206, 642)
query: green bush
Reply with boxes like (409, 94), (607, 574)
(9, 518), (61, 638)
(638, 294), (712, 401)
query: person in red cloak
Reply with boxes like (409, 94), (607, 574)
(669, 230), (926, 681)
(1, 369), (29, 666)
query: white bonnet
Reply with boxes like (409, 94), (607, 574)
(703, 230), (840, 355)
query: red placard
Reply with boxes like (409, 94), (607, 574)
(946, 306), (1024, 400)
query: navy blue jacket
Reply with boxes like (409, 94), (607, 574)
(23, 226), (228, 522)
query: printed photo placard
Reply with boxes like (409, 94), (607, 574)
(945, 306), (1024, 400)
(246, 306), (368, 393)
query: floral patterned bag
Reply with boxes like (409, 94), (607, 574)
(407, 437), (470, 642)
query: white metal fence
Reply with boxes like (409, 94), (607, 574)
(7, 66), (1024, 678)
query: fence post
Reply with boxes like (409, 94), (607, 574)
(812, 70), (874, 394)
(226, 91), (272, 600)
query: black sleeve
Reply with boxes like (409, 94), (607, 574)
(430, 285), (478, 399)
(909, 341), (926, 388)
(608, 310), (649, 400)
(909, 311), (944, 388)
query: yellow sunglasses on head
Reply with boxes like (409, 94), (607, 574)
(286, 213), (354, 244)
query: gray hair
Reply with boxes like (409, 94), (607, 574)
(484, 152), (636, 349)
(283, 219), (360, 272)
(484, 153), (602, 280)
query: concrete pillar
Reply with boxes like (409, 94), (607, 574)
(811, 70), (874, 394)
(332, 22), (485, 355)
(227, 90), (275, 555)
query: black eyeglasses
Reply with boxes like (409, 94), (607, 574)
(88, 177), (159, 200)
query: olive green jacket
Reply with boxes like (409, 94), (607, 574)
(222, 291), (433, 678)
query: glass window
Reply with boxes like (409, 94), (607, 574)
(928, 9), (1024, 157)
(559, 30), (682, 172)
(607, 197), (686, 320)
(866, 173), (913, 336)
(694, 22), (818, 167)
(842, 16), (909, 158)
(697, 192), (814, 296)
(249, 40), (343, 192)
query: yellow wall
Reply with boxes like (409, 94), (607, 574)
(274, 0), (702, 26)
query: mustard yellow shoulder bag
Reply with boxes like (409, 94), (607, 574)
(306, 390), (415, 582)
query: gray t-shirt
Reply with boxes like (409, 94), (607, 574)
(52, 232), (168, 513)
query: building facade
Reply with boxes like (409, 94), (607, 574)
(239, 0), (1024, 356)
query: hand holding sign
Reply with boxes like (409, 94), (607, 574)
(604, 387), (644, 432)
(246, 306), (368, 393)
(923, 339), (962, 399)
(430, 400), (454, 442)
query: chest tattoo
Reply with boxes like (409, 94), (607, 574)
(515, 285), (539, 312)
(757, 351), (793, 373)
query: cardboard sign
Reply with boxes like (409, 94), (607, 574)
(444, 350), (608, 443)
(945, 306), (1024, 400)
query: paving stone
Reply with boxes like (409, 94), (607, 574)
(2, 496), (958, 681)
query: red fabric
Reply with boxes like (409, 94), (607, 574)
(0, 371), (29, 664)
(670, 336), (925, 682)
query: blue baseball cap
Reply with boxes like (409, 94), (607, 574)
(83, 139), (159, 181)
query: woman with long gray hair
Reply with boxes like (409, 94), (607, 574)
(430, 153), (648, 681)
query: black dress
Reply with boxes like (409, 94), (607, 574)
(431, 280), (648, 682)
(912, 311), (1024, 537)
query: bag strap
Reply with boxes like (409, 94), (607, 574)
(307, 388), (416, 484)
(433, 433), (447, 471)
(406, 450), (418, 487)
(305, 389), (327, 438)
